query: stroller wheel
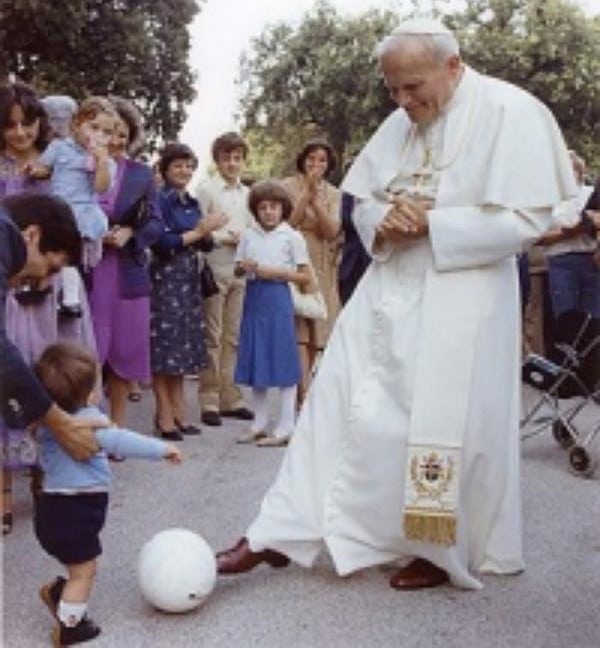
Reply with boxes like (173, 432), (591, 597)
(552, 421), (575, 449)
(568, 445), (595, 477)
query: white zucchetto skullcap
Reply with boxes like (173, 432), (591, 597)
(392, 18), (452, 36)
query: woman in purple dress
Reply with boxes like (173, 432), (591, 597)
(1, 82), (97, 534)
(87, 96), (163, 427)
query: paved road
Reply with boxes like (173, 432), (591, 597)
(2, 382), (599, 648)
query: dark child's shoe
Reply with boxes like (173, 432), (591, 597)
(175, 419), (202, 436)
(39, 575), (66, 619)
(389, 558), (449, 590)
(52, 615), (101, 647)
(220, 407), (254, 421)
(57, 303), (83, 319)
(216, 537), (290, 575)
(201, 411), (222, 427)
(14, 285), (52, 306)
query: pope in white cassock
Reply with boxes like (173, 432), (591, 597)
(216, 18), (577, 589)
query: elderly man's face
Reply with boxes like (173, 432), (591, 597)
(380, 45), (462, 124)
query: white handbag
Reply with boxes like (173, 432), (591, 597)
(289, 265), (327, 320)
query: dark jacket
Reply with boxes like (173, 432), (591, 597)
(582, 179), (599, 237)
(108, 159), (163, 299)
(338, 192), (371, 305)
(0, 209), (52, 426)
(152, 186), (214, 259)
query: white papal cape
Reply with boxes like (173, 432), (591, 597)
(245, 67), (577, 589)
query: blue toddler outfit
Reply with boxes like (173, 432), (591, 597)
(38, 138), (115, 240)
(34, 405), (168, 565)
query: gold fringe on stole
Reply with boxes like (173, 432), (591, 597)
(404, 510), (457, 546)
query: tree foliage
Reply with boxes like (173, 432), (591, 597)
(238, 0), (600, 178)
(238, 2), (396, 182)
(0, 0), (201, 151)
(447, 0), (600, 171)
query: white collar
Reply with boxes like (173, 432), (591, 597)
(253, 221), (292, 236)
(215, 175), (243, 191)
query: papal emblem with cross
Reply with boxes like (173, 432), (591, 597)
(409, 450), (454, 503)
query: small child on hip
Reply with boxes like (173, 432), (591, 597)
(234, 180), (313, 447)
(33, 341), (181, 647)
(26, 96), (117, 317)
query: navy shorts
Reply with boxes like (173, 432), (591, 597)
(34, 492), (108, 565)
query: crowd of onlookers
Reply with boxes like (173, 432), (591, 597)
(2, 80), (600, 534)
(0, 82), (600, 512)
(0, 80), (356, 536)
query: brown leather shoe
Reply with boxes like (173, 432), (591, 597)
(389, 558), (449, 590)
(216, 537), (290, 575)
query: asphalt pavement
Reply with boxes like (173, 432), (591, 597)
(2, 381), (599, 648)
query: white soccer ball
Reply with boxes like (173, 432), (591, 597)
(137, 528), (217, 613)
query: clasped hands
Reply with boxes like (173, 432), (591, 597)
(238, 259), (291, 282)
(376, 194), (432, 244)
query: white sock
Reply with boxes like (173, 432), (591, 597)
(274, 386), (297, 437)
(251, 388), (269, 433)
(58, 600), (87, 627)
(61, 266), (81, 307)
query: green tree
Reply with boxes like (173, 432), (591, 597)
(0, 0), (201, 151)
(445, 0), (600, 171)
(238, 0), (600, 177)
(238, 2), (396, 182)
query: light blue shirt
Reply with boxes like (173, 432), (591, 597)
(39, 138), (115, 240)
(38, 405), (168, 492)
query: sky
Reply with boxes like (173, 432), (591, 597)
(179, 0), (600, 174)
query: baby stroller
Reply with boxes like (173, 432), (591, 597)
(521, 310), (600, 476)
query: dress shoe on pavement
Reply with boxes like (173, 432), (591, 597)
(236, 430), (267, 444)
(256, 434), (290, 447)
(221, 407), (254, 421)
(175, 419), (202, 435)
(201, 411), (222, 426)
(57, 303), (83, 319)
(389, 558), (449, 590)
(216, 537), (290, 574)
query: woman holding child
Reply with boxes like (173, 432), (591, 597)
(0, 82), (96, 534)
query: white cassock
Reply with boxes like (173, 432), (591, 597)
(245, 66), (577, 589)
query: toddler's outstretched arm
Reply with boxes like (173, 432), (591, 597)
(96, 427), (181, 463)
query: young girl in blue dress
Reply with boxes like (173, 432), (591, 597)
(234, 180), (312, 447)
